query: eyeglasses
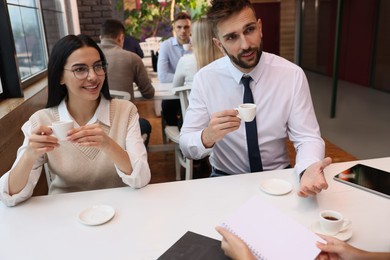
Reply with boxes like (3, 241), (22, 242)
(63, 63), (107, 80)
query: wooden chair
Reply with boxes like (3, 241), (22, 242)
(140, 37), (161, 57)
(44, 163), (52, 187)
(164, 85), (193, 180)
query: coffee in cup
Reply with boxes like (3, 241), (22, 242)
(235, 103), (256, 122)
(319, 210), (351, 236)
(50, 120), (74, 141)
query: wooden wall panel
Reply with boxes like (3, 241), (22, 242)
(0, 87), (48, 196)
(252, 0), (297, 62)
(280, 0), (296, 62)
(253, 2), (281, 55)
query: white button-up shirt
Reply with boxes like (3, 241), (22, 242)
(180, 52), (324, 176)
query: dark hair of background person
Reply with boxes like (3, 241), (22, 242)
(173, 12), (191, 23)
(46, 34), (111, 108)
(207, 0), (256, 36)
(100, 19), (125, 38)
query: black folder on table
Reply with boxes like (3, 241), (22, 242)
(157, 231), (230, 260)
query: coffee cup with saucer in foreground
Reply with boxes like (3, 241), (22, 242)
(310, 210), (353, 241)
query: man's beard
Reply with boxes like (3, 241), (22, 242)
(222, 42), (263, 70)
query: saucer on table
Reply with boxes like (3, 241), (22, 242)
(79, 205), (115, 226)
(259, 178), (293, 195)
(310, 221), (353, 241)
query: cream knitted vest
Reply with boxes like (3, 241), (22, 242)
(30, 99), (138, 194)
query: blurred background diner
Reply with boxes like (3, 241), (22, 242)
(98, 18), (154, 147)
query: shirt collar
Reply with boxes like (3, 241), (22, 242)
(226, 52), (264, 86)
(172, 37), (179, 46)
(100, 38), (121, 48)
(58, 95), (111, 127)
(172, 37), (192, 47)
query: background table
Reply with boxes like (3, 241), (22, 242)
(1, 158), (389, 260)
(134, 77), (178, 117)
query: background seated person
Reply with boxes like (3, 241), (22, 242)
(0, 34), (151, 207)
(99, 19), (154, 146)
(157, 12), (192, 83)
(171, 17), (224, 129)
(123, 34), (144, 59)
(158, 12), (192, 127)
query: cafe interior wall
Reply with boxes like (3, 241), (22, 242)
(80, 0), (297, 62)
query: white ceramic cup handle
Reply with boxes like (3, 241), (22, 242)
(234, 108), (241, 119)
(340, 219), (352, 232)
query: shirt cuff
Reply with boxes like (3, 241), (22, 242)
(0, 168), (42, 207)
(114, 161), (150, 189)
(196, 130), (213, 155)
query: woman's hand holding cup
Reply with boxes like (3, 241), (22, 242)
(49, 120), (75, 141)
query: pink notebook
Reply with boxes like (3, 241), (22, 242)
(222, 195), (324, 260)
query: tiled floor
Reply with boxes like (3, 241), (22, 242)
(307, 71), (390, 160)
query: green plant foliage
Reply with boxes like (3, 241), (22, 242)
(117, 0), (208, 41)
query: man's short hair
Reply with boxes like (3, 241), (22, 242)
(100, 19), (125, 38)
(207, 0), (256, 37)
(173, 12), (191, 23)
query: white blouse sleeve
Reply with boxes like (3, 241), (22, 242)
(0, 121), (45, 207)
(115, 112), (151, 188)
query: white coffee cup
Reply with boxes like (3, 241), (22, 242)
(235, 103), (256, 122)
(50, 120), (74, 141)
(183, 43), (192, 52)
(319, 210), (352, 236)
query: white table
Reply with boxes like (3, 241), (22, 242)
(1, 158), (389, 259)
(134, 80), (178, 101)
(134, 77), (178, 117)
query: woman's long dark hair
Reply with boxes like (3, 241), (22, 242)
(46, 34), (111, 108)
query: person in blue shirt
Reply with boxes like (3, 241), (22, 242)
(157, 12), (192, 83)
(158, 12), (192, 127)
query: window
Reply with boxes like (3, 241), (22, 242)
(0, 0), (68, 99)
(8, 1), (47, 81)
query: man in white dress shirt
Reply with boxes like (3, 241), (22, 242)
(179, 0), (332, 197)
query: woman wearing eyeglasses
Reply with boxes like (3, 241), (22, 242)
(0, 34), (151, 206)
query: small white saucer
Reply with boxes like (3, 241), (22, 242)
(310, 221), (353, 241)
(79, 205), (115, 226)
(259, 179), (293, 195)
